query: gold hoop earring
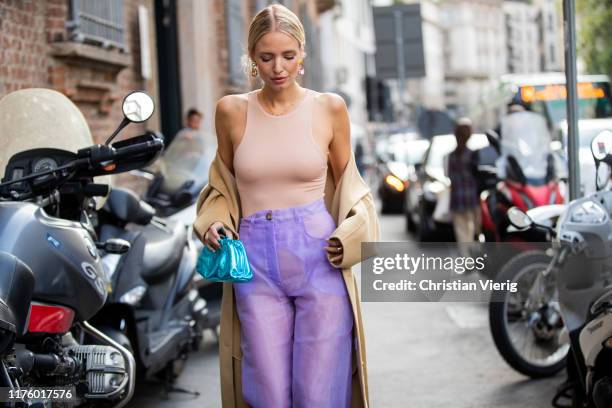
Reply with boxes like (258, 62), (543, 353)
(251, 61), (258, 77)
(298, 59), (304, 76)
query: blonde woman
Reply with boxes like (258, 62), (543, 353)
(195, 4), (379, 407)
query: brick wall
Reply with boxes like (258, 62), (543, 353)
(0, 1), (57, 94)
(0, 0), (159, 145)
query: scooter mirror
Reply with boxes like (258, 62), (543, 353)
(507, 206), (533, 229)
(122, 91), (155, 123)
(591, 130), (612, 163)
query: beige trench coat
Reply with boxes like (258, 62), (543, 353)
(193, 150), (380, 408)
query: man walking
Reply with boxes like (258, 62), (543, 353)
(446, 118), (481, 243)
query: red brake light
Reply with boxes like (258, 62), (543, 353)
(28, 303), (75, 334)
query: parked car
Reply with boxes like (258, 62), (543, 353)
(377, 133), (429, 214)
(405, 133), (490, 240)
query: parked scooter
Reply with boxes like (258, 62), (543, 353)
(506, 130), (612, 407)
(0, 89), (163, 406)
(92, 183), (209, 388)
(139, 131), (212, 218)
(128, 132), (222, 337)
(480, 110), (564, 243)
(488, 204), (568, 378)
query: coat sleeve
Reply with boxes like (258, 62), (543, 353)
(327, 192), (380, 270)
(193, 185), (238, 242)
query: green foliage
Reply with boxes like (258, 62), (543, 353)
(577, 0), (612, 76)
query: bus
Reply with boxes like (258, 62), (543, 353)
(470, 73), (612, 133)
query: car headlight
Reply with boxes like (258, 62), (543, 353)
(387, 161), (409, 181)
(569, 201), (608, 224)
(385, 174), (405, 192)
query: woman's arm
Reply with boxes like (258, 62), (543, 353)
(195, 95), (246, 250)
(326, 93), (352, 185)
(324, 93), (352, 264)
(215, 96), (236, 174)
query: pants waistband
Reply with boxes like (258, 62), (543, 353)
(240, 197), (327, 224)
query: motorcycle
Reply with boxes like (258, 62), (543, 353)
(0, 88), (162, 406)
(506, 130), (612, 407)
(480, 110), (564, 243)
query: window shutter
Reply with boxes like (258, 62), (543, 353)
(68, 0), (126, 49)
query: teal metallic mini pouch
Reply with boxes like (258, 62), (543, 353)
(196, 229), (252, 283)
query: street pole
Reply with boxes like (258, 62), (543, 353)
(394, 9), (406, 126)
(563, 0), (580, 200)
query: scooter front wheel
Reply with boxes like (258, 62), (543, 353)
(489, 250), (568, 378)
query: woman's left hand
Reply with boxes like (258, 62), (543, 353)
(325, 237), (343, 264)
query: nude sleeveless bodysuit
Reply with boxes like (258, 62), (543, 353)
(233, 89), (328, 217)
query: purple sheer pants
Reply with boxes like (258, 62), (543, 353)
(234, 197), (354, 408)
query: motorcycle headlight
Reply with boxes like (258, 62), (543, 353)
(569, 201), (608, 224)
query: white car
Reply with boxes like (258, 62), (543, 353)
(405, 133), (489, 240)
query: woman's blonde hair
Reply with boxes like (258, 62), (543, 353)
(247, 4), (306, 57)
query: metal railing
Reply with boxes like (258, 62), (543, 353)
(67, 0), (126, 50)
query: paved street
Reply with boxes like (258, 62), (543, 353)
(129, 212), (563, 408)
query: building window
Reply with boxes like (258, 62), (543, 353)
(67, 0), (126, 50)
(548, 12), (554, 31)
(549, 44), (555, 64)
(226, 0), (246, 86)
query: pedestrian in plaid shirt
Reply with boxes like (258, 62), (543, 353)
(444, 118), (481, 244)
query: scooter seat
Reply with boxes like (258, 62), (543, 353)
(105, 187), (156, 226)
(140, 219), (187, 283)
(0, 252), (35, 336)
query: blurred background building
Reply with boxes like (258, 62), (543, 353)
(0, 0), (600, 146)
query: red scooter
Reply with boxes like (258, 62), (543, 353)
(479, 111), (565, 243)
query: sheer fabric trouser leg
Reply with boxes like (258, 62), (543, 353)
(234, 198), (354, 408)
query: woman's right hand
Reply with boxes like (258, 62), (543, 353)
(204, 221), (227, 252)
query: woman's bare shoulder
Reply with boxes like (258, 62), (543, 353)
(312, 91), (348, 115)
(216, 93), (250, 119)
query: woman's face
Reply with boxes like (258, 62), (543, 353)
(251, 31), (303, 89)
